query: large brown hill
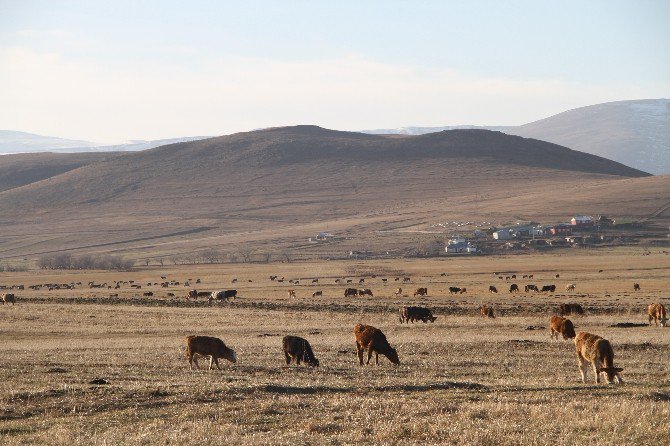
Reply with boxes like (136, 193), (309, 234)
(0, 126), (661, 260)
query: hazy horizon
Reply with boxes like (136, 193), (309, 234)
(1, 1), (669, 142)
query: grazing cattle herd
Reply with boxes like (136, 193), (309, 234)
(2, 271), (666, 386)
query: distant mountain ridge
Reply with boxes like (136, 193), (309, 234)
(362, 99), (670, 174)
(0, 130), (210, 155)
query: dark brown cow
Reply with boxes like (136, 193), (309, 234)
(2, 293), (16, 305)
(541, 285), (556, 292)
(647, 303), (668, 327)
(509, 284), (519, 293)
(354, 324), (400, 365)
(358, 289), (373, 297)
(210, 290), (237, 302)
(559, 303), (584, 316)
(525, 284), (539, 292)
(449, 287), (461, 294)
(282, 335), (319, 367)
(344, 288), (358, 297)
(312, 291), (323, 298)
(574, 332), (623, 384)
(185, 335), (237, 370)
(633, 283), (641, 291)
(489, 286), (498, 293)
(399, 306), (436, 324)
(413, 287), (428, 297)
(550, 315), (576, 340)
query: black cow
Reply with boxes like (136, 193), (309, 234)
(509, 284), (519, 293)
(344, 288), (358, 297)
(399, 306), (437, 324)
(525, 284), (539, 292)
(541, 285), (556, 293)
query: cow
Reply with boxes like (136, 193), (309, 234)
(359, 279), (365, 284)
(633, 283), (641, 291)
(509, 284), (519, 293)
(647, 303), (668, 327)
(210, 290), (237, 302)
(413, 287), (428, 297)
(394, 287), (402, 296)
(541, 285), (556, 293)
(399, 306), (436, 324)
(459, 288), (467, 294)
(282, 335), (319, 367)
(528, 274), (534, 279)
(566, 283), (576, 292)
(185, 335), (237, 370)
(559, 303), (584, 316)
(525, 284), (539, 293)
(555, 274), (560, 278)
(287, 289), (296, 299)
(489, 286), (498, 294)
(550, 315), (576, 340)
(449, 287), (461, 294)
(344, 288), (358, 297)
(354, 324), (400, 366)
(358, 289), (373, 297)
(196, 291), (212, 299)
(2, 293), (16, 305)
(382, 278), (388, 283)
(312, 279), (319, 283)
(479, 306), (495, 318)
(143, 291), (154, 297)
(511, 274), (517, 279)
(312, 291), (323, 298)
(403, 277), (411, 283)
(574, 332), (623, 384)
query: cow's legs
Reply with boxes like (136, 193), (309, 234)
(356, 343), (364, 366)
(578, 358), (588, 383)
(375, 353), (379, 365)
(284, 352), (292, 365)
(592, 362), (600, 384)
(209, 356), (214, 370)
(191, 355), (200, 370)
(213, 357), (221, 370)
(366, 348), (373, 365)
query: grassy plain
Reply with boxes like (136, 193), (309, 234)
(1, 248), (669, 445)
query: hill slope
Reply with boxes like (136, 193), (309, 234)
(364, 99), (670, 174)
(0, 126), (656, 259)
(506, 99), (670, 175)
(0, 152), (122, 193)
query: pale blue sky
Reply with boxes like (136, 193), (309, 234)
(1, 0), (668, 142)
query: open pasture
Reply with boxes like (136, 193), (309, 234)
(1, 249), (669, 445)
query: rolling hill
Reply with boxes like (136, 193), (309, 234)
(0, 126), (661, 260)
(364, 99), (670, 174)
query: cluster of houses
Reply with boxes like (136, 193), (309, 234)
(445, 215), (618, 254)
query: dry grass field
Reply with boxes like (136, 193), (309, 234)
(1, 249), (669, 445)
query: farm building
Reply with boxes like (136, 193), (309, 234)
(446, 237), (477, 253)
(493, 225), (542, 240)
(493, 229), (512, 240)
(547, 224), (573, 236)
(571, 215), (595, 227)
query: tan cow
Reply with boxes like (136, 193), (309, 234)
(647, 303), (668, 327)
(565, 283), (576, 292)
(574, 332), (623, 384)
(394, 287), (402, 296)
(550, 315), (576, 340)
(185, 335), (237, 370)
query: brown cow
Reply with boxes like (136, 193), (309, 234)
(282, 335), (319, 367)
(2, 293), (16, 305)
(489, 286), (498, 293)
(287, 289), (296, 299)
(185, 335), (237, 370)
(354, 324), (400, 366)
(394, 287), (402, 296)
(312, 291), (323, 298)
(633, 283), (641, 291)
(399, 306), (437, 324)
(574, 332), (623, 384)
(479, 306), (495, 318)
(413, 287), (428, 297)
(647, 303), (668, 327)
(550, 315), (576, 340)
(358, 289), (373, 297)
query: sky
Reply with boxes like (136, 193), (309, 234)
(1, 0), (669, 143)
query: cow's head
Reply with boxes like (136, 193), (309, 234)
(598, 366), (623, 384)
(430, 316), (437, 323)
(386, 347), (400, 365)
(220, 347), (237, 363)
(307, 357), (320, 367)
(660, 317), (668, 328)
